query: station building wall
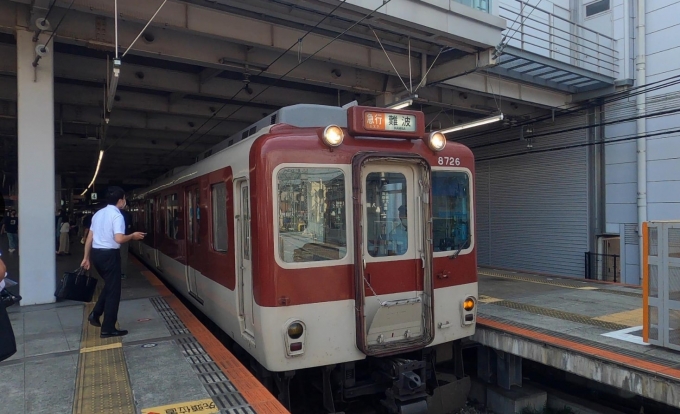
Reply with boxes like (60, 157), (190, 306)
(603, 1), (680, 285)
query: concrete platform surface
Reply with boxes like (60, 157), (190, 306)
(475, 267), (680, 409)
(0, 240), (287, 414)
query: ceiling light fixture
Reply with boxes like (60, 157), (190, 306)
(439, 113), (504, 134)
(106, 59), (121, 112)
(388, 99), (413, 110)
(80, 150), (104, 196)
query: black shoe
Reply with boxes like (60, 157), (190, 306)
(100, 329), (128, 338)
(88, 311), (101, 327)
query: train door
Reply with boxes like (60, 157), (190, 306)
(356, 158), (433, 355)
(236, 179), (255, 338)
(185, 185), (202, 302)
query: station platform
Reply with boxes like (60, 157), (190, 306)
(0, 241), (287, 414)
(475, 267), (680, 409)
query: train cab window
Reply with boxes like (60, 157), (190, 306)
(166, 193), (179, 240)
(277, 168), (347, 263)
(365, 172), (409, 257)
(146, 199), (153, 234)
(432, 171), (472, 253)
(211, 182), (228, 252)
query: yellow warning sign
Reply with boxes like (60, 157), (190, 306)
(141, 399), (218, 414)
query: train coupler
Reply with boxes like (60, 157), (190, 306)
(375, 358), (429, 414)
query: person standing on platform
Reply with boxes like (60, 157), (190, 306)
(81, 187), (145, 338)
(55, 209), (64, 249)
(119, 206), (132, 280)
(1, 210), (18, 253)
(57, 219), (71, 255)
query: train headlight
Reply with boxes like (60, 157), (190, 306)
(461, 296), (476, 326)
(287, 322), (304, 339)
(427, 132), (447, 152)
(284, 319), (306, 357)
(322, 125), (344, 147)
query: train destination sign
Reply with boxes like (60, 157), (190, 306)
(364, 112), (417, 132)
(347, 105), (425, 139)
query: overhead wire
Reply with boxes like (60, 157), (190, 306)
(453, 73), (680, 142)
(476, 126), (680, 162)
(165, 0), (394, 159)
(157, 0), (350, 161)
(468, 106), (680, 151)
(32, 0), (76, 67)
(497, 0), (544, 58)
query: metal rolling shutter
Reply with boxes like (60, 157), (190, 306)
(475, 161), (491, 265)
(467, 111), (590, 277)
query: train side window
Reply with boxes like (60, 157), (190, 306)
(166, 193), (179, 240)
(432, 171), (471, 253)
(277, 167), (347, 263)
(146, 199), (153, 234)
(211, 182), (228, 252)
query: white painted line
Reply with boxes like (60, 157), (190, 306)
(601, 326), (649, 346)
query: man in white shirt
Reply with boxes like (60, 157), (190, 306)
(81, 187), (145, 338)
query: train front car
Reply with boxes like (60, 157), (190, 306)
(251, 105), (478, 413)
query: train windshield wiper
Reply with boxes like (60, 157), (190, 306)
(448, 235), (470, 260)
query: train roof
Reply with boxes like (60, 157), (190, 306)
(196, 103), (351, 163)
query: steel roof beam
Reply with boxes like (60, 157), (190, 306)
(33, 0), (419, 79)
(0, 76), (267, 124)
(0, 43), (338, 108)
(426, 49), (498, 84)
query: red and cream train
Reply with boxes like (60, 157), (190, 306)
(129, 103), (478, 414)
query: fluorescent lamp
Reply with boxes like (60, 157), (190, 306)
(388, 99), (413, 110)
(106, 59), (121, 112)
(440, 113), (504, 134)
(81, 150), (105, 196)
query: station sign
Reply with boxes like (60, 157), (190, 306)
(347, 106), (425, 139)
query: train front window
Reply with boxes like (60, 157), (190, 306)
(365, 172), (408, 257)
(277, 168), (347, 263)
(432, 171), (471, 253)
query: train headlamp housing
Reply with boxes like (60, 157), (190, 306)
(322, 125), (344, 147)
(283, 319), (306, 357)
(427, 132), (447, 152)
(461, 296), (476, 326)
(287, 322), (304, 339)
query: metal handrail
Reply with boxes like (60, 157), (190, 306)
(510, 39), (618, 72)
(499, 1), (618, 78)
(513, 0), (616, 42)
(499, 12), (618, 60)
(499, 8), (617, 59)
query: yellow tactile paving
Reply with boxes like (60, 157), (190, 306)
(594, 308), (643, 327)
(479, 295), (503, 303)
(80, 342), (123, 353)
(73, 290), (135, 414)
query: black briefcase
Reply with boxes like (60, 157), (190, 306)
(0, 301), (16, 362)
(55, 267), (98, 302)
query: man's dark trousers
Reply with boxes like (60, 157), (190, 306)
(91, 248), (122, 331)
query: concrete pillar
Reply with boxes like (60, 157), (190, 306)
(16, 29), (56, 305)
